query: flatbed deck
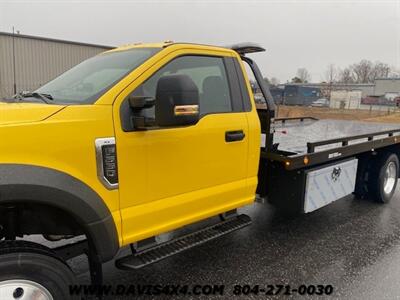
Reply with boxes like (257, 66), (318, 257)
(274, 119), (400, 154)
(258, 113), (400, 170)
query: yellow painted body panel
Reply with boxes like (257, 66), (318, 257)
(0, 105), (122, 244)
(0, 43), (261, 250)
(0, 102), (65, 125)
(116, 113), (253, 244)
(112, 46), (259, 245)
(121, 179), (253, 243)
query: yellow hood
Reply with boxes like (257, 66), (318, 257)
(0, 102), (66, 125)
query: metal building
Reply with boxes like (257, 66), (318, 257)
(0, 32), (113, 99)
(277, 82), (375, 99)
(330, 90), (362, 109)
(374, 78), (400, 97)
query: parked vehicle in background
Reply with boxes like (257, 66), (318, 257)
(254, 87), (283, 105)
(395, 96), (400, 107)
(362, 95), (395, 106)
(253, 92), (265, 104)
(283, 85), (321, 106)
(311, 98), (329, 107)
(270, 87), (284, 104)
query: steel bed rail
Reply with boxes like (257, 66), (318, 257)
(263, 127), (400, 170)
(306, 128), (400, 153)
(274, 116), (318, 123)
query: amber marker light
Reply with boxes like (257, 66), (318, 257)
(304, 156), (309, 165)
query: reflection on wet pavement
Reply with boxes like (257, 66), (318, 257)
(62, 186), (400, 299)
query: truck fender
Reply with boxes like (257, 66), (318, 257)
(0, 164), (119, 262)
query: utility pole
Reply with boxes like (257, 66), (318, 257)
(12, 26), (17, 95)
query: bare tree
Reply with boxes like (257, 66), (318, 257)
(350, 60), (373, 83)
(270, 77), (280, 85)
(291, 77), (302, 83)
(349, 60), (393, 83)
(337, 67), (354, 84)
(370, 62), (391, 81)
(296, 68), (311, 83)
(324, 64), (337, 83)
(330, 60), (394, 84)
(389, 67), (400, 78)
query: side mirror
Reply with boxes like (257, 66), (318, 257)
(155, 74), (199, 127)
(128, 95), (155, 110)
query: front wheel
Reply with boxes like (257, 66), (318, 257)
(0, 241), (78, 300)
(371, 153), (399, 203)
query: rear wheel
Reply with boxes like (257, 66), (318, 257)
(0, 241), (77, 300)
(370, 153), (399, 203)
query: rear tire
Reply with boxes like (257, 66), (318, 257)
(370, 153), (399, 203)
(0, 240), (77, 300)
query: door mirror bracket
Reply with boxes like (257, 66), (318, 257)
(127, 95), (156, 131)
(128, 95), (155, 111)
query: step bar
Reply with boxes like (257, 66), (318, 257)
(116, 214), (251, 270)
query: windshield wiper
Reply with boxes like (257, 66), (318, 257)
(14, 92), (54, 104)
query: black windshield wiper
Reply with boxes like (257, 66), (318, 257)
(14, 92), (54, 104)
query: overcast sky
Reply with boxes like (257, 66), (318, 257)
(0, 0), (399, 82)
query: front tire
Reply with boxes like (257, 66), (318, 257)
(370, 153), (399, 203)
(0, 241), (77, 300)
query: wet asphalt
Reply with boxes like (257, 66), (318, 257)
(65, 186), (400, 300)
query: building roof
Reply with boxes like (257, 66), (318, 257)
(0, 31), (114, 49)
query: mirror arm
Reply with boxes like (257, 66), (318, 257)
(127, 95), (157, 130)
(129, 96), (155, 110)
(131, 116), (147, 131)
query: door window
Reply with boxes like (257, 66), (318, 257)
(133, 56), (232, 118)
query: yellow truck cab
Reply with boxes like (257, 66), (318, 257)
(1, 42), (400, 299)
(0, 42), (263, 298)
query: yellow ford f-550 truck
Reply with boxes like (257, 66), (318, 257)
(1, 42), (400, 299)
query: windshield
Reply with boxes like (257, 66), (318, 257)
(35, 48), (160, 104)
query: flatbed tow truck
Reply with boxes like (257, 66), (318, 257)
(0, 42), (399, 299)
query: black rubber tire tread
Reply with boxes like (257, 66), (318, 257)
(0, 240), (78, 300)
(370, 153), (399, 203)
(0, 240), (59, 257)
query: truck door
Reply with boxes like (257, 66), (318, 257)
(114, 52), (254, 244)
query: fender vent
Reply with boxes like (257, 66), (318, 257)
(95, 137), (118, 189)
